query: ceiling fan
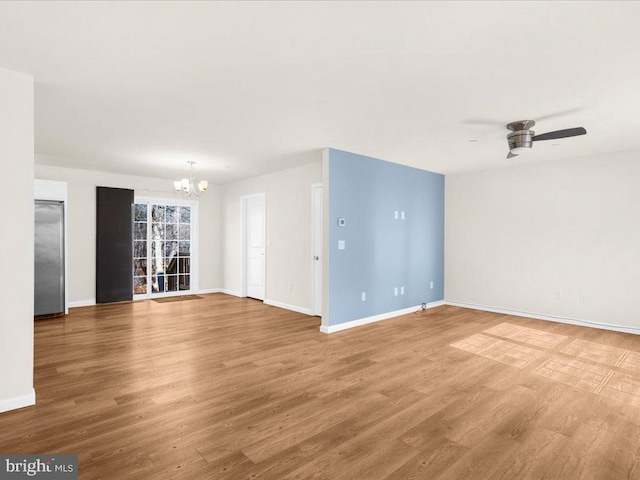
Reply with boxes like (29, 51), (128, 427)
(506, 120), (586, 159)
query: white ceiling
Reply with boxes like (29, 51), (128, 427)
(1, 1), (639, 183)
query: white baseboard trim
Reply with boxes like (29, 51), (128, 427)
(198, 288), (222, 295)
(445, 300), (640, 336)
(0, 389), (36, 414)
(68, 299), (96, 309)
(264, 299), (312, 316)
(70, 291), (239, 308)
(320, 300), (445, 334)
(219, 289), (242, 297)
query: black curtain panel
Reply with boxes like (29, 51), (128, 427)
(96, 187), (134, 303)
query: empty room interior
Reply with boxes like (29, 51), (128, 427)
(2, 1), (640, 479)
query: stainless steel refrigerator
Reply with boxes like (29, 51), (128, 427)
(34, 200), (65, 316)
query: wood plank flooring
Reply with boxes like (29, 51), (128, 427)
(2, 294), (640, 479)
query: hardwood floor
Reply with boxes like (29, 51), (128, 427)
(2, 294), (640, 479)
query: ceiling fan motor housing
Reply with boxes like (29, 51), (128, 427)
(507, 120), (535, 151)
(507, 130), (535, 150)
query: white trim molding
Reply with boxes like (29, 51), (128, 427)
(320, 300), (445, 334)
(0, 389), (36, 414)
(197, 288), (222, 295)
(68, 299), (96, 309)
(69, 291), (229, 308)
(445, 301), (640, 336)
(264, 299), (312, 316)
(219, 289), (242, 297)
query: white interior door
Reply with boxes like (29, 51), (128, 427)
(312, 184), (323, 316)
(245, 194), (266, 300)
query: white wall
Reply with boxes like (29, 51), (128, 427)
(0, 67), (35, 412)
(35, 165), (222, 305)
(446, 151), (640, 330)
(222, 161), (322, 313)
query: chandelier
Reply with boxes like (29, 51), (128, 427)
(173, 161), (208, 197)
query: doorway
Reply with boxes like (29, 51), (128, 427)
(133, 197), (198, 299)
(311, 183), (323, 316)
(241, 193), (266, 300)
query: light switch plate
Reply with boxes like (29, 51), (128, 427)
(401, 211), (405, 220)
(338, 240), (345, 250)
(394, 211), (399, 219)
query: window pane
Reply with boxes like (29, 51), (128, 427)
(164, 241), (178, 257)
(151, 222), (165, 240)
(166, 205), (178, 223)
(165, 224), (178, 240)
(135, 204), (147, 221)
(152, 205), (165, 223)
(166, 275), (178, 292)
(134, 222), (147, 240)
(179, 224), (190, 241)
(134, 259), (147, 277)
(179, 206), (191, 223)
(179, 275), (190, 291)
(179, 242), (190, 256)
(179, 258), (190, 274)
(165, 257), (178, 274)
(152, 274), (163, 293)
(133, 276), (147, 295)
(134, 241), (147, 258)
(151, 240), (161, 259)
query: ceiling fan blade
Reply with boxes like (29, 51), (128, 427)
(532, 127), (586, 142)
(507, 151), (518, 159)
(463, 118), (506, 127)
(535, 108), (582, 122)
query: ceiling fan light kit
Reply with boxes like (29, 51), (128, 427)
(505, 120), (586, 159)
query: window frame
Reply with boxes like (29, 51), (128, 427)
(133, 196), (199, 299)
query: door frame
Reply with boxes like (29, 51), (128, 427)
(240, 192), (266, 299)
(133, 196), (199, 300)
(310, 183), (323, 316)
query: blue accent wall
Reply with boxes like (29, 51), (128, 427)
(328, 148), (444, 326)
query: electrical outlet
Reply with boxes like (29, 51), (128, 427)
(400, 286), (404, 295)
(394, 287), (398, 296)
(554, 291), (561, 301)
(430, 281), (434, 289)
(287, 282), (292, 291)
(361, 292), (366, 301)
(580, 294), (587, 303)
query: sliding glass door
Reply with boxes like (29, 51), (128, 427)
(133, 198), (197, 298)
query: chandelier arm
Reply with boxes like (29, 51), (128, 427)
(173, 161), (208, 197)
